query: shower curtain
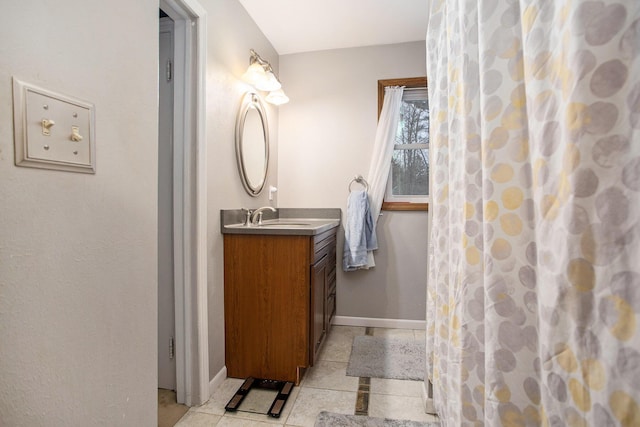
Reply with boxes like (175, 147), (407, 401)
(426, 0), (640, 425)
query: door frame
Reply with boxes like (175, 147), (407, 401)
(158, 15), (176, 391)
(159, 0), (208, 406)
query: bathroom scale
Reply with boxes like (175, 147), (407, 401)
(224, 377), (295, 418)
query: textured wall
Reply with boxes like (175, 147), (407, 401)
(278, 42), (428, 321)
(200, 0), (280, 380)
(0, 1), (158, 425)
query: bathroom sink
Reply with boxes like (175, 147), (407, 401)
(258, 220), (311, 227)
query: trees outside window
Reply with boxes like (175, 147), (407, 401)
(378, 77), (429, 211)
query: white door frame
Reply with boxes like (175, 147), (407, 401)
(159, 0), (208, 406)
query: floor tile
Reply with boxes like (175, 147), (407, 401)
(330, 325), (367, 337)
(195, 377), (300, 425)
(174, 410), (222, 426)
(302, 360), (359, 392)
(413, 328), (426, 342)
(218, 385), (300, 426)
(318, 326), (365, 363)
(369, 378), (423, 397)
(192, 378), (244, 416)
(285, 387), (356, 427)
(217, 415), (286, 426)
(368, 394), (438, 423)
(197, 327), (436, 427)
(371, 327), (416, 340)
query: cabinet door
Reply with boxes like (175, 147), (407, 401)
(224, 234), (311, 383)
(310, 254), (327, 364)
(325, 244), (337, 326)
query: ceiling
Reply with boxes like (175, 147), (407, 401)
(237, 0), (428, 55)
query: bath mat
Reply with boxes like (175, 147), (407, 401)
(346, 336), (425, 381)
(314, 411), (439, 426)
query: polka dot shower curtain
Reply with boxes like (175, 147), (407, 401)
(425, 0), (640, 425)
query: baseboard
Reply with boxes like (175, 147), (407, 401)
(333, 316), (425, 330)
(422, 381), (437, 415)
(208, 366), (227, 400)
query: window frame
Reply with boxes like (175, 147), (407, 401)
(378, 77), (429, 212)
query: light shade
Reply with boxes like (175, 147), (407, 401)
(255, 71), (282, 92)
(265, 89), (289, 105)
(243, 49), (289, 105)
(241, 62), (267, 86)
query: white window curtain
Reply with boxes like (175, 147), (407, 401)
(364, 86), (404, 268)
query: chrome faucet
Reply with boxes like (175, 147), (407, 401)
(250, 206), (276, 226)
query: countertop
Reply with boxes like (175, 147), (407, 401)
(220, 208), (341, 236)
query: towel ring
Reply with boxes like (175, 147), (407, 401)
(348, 175), (369, 192)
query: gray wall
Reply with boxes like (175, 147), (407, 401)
(0, 1), (158, 425)
(201, 0), (280, 381)
(278, 42), (428, 321)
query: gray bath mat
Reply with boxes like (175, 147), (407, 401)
(346, 336), (425, 381)
(315, 411), (439, 426)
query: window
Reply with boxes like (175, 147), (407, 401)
(378, 77), (429, 211)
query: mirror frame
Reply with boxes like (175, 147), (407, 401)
(235, 92), (270, 196)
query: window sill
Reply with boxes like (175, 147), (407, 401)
(381, 202), (428, 211)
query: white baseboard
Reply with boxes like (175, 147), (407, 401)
(422, 381), (437, 415)
(207, 366), (227, 401)
(333, 316), (425, 330)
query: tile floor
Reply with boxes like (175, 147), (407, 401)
(173, 326), (439, 426)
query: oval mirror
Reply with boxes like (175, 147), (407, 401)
(235, 92), (269, 196)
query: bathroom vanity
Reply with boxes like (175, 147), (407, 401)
(221, 209), (340, 384)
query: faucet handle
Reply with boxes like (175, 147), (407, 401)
(241, 208), (252, 226)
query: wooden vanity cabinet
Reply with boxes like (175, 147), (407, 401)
(223, 226), (337, 384)
(310, 228), (337, 365)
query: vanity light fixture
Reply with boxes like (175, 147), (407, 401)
(265, 89), (289, 106)
(242, 49), (289, 105)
